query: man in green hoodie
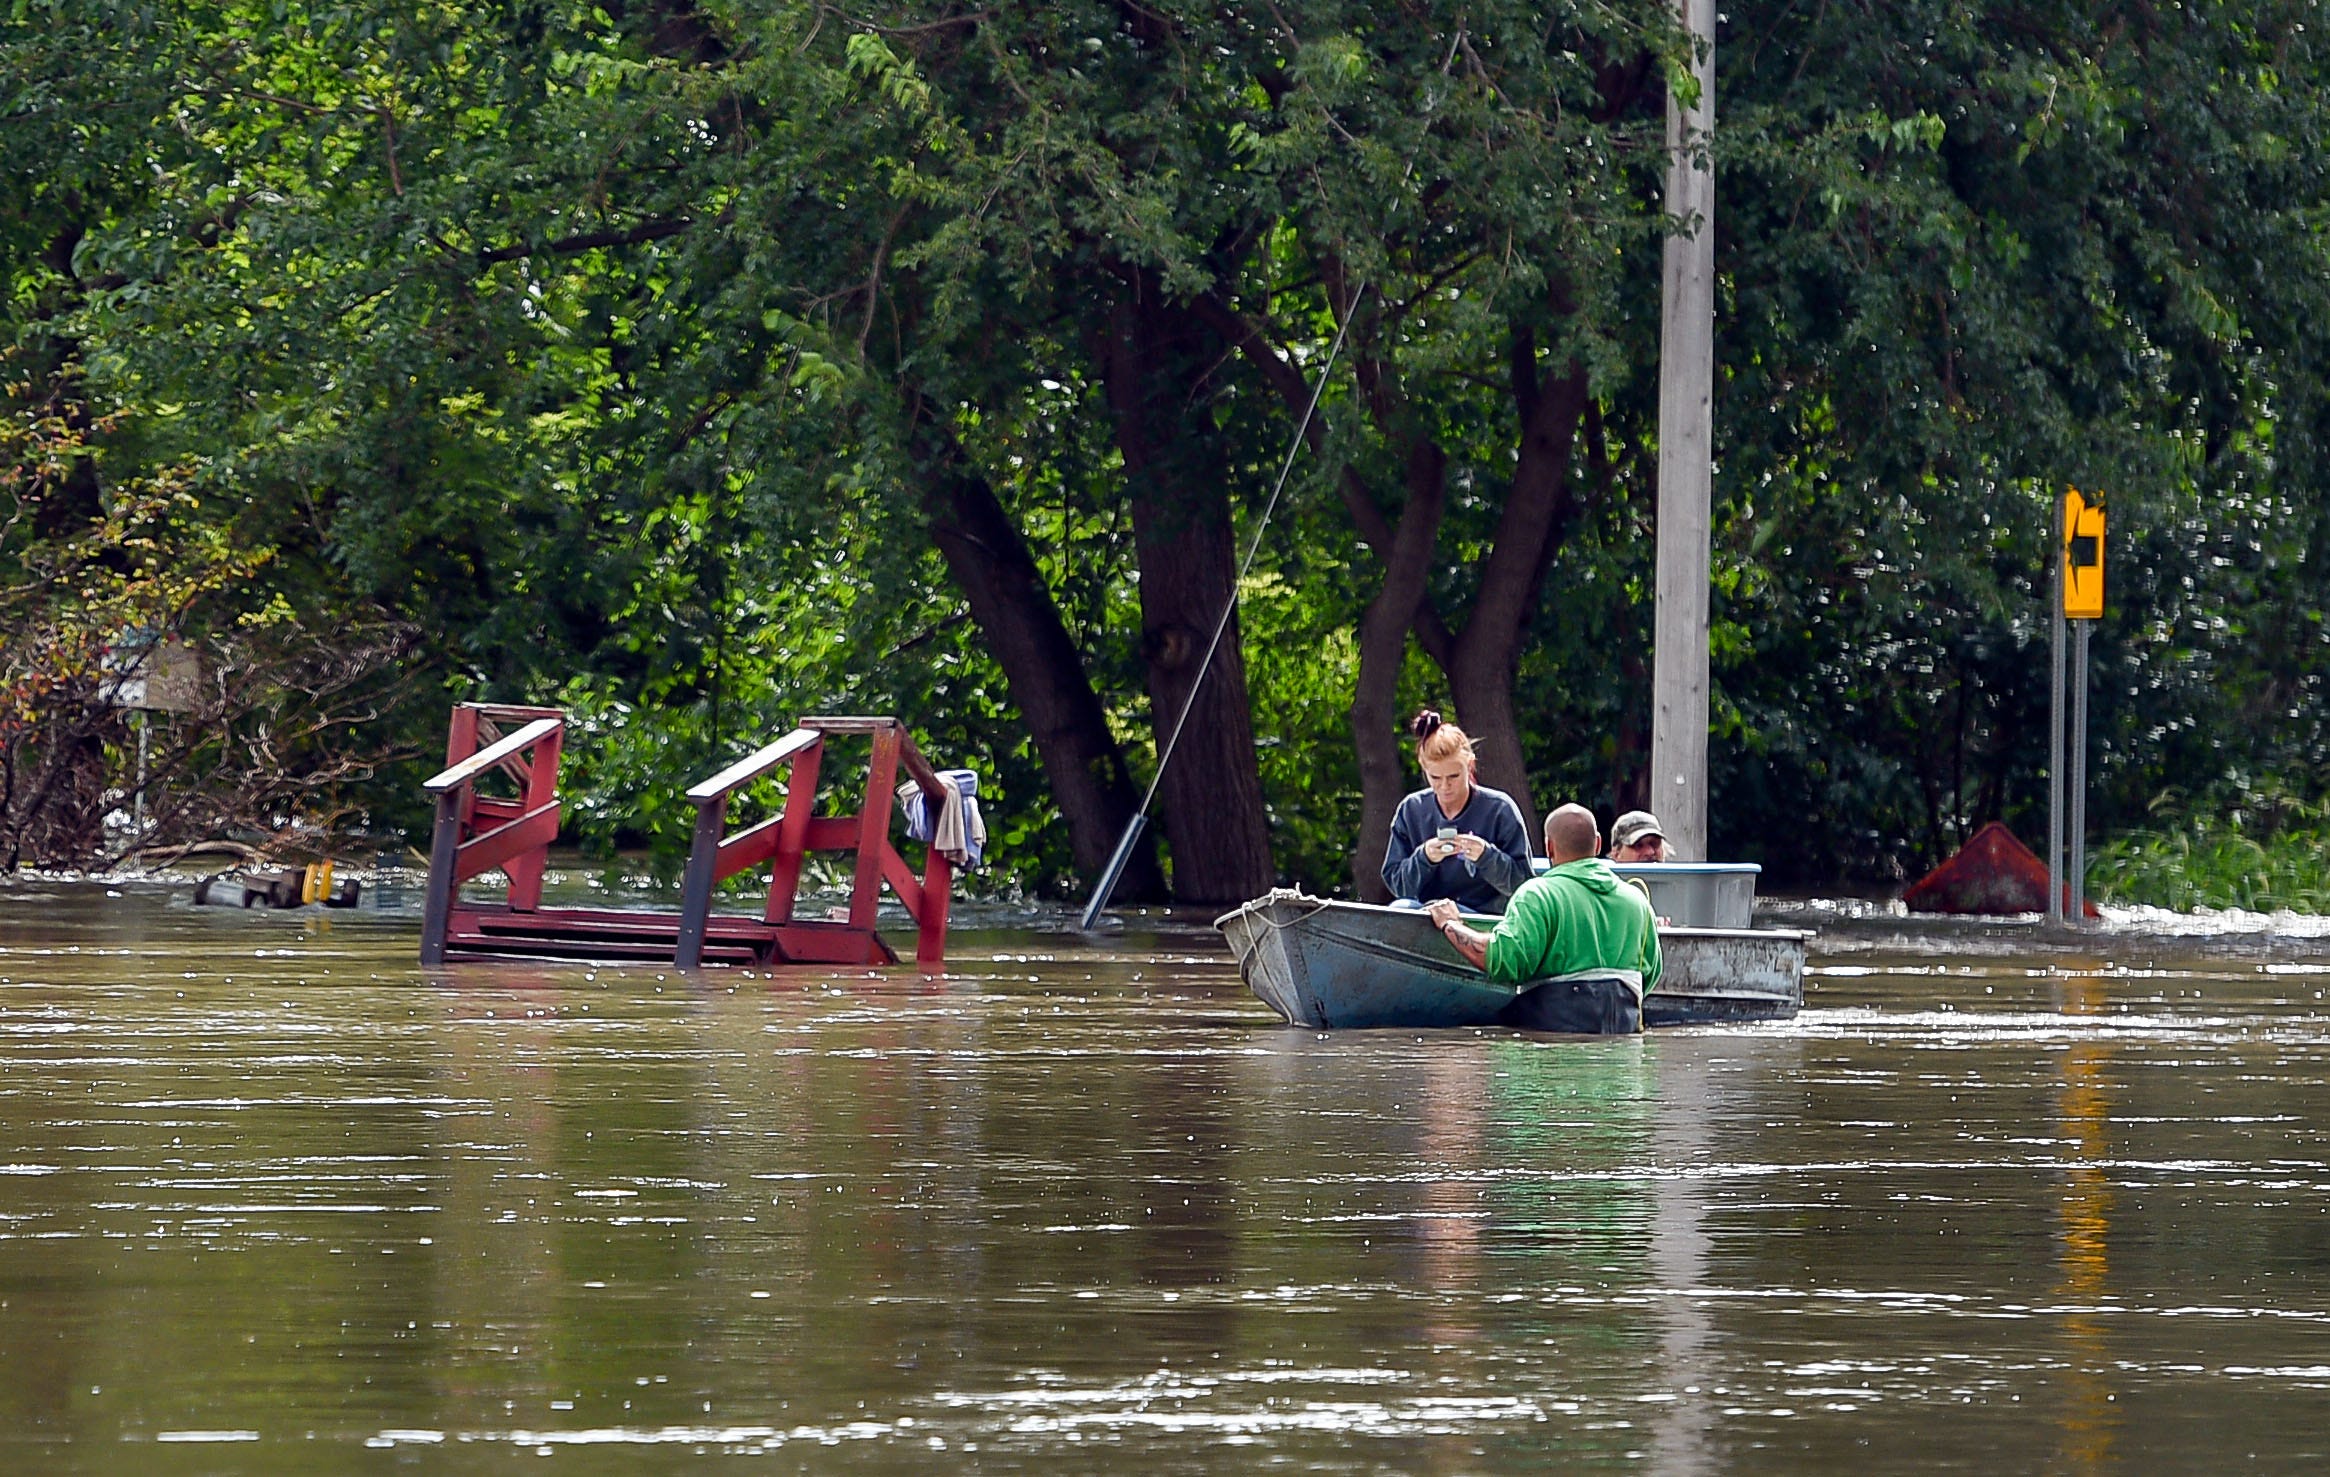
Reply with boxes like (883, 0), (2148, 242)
(1425, 803), (1662, 1032)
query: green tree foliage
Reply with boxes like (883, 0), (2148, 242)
(1712, 0), (2330, 880)
(4, 2), (2328, 897)
(2090, 790), (2330, 912)
(0, 354), (412, 866)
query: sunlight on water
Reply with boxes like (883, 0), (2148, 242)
(0, 880), (2327, 1470)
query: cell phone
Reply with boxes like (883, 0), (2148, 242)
(1436, 825), (1458, 842)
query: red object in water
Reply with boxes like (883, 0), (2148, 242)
(1901, 821), (2100, 919)
(417, 703), (956, 968)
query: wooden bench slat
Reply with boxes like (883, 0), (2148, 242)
(686, 728), (821, 802)
(424, 717), (562, 793)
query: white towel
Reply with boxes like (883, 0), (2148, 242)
(897, 774), (986, 866)
(930, 780), (970, 864)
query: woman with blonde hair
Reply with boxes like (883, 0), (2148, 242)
(1381, 708), (1534, 913)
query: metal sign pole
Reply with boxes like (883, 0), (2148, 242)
(2047, 583), (2065, 928)
(2069, 621), (2091, 923)
(2049, 488), (2109, 928)
(133, 712), (150, 835)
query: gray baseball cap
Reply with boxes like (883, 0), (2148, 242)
(1611, 810), (1665, 849)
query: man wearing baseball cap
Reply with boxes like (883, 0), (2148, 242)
(1426, 803), (1662, 1032)
(1610, 810), (1671, 862)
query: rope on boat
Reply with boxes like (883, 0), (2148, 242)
(1244, 888), (1333, 933)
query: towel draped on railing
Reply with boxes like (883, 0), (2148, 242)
(896, 769), (985, 867)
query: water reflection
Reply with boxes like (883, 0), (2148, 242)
(1647, 1038), (1720, 1474)
(1, 884), (2329, 1469)
(2053, 963), (2117, 1473)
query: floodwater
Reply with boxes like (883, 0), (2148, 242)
(1, 882), (2328, 1472)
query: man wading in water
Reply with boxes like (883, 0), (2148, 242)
(1426, 804), (1662, 1033)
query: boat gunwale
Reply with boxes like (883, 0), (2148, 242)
(1214, 892), (1814, 949)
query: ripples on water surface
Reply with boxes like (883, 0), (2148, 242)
(1, 880), (2327, 1471)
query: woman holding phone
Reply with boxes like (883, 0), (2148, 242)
(1381, 709), (1534, 914)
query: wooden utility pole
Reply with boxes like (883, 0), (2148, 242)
(1652, 0), (1716, 858)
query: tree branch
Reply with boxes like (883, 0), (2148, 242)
(477, 218), (696, 265)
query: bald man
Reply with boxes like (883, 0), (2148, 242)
(1426, 804), (1661, 1031)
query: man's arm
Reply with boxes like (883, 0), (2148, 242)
(1423, 898), (1490, 969)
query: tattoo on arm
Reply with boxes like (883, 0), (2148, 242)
(1442, 920), (1490, 970)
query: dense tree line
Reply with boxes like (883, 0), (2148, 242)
(4, 2), (2326, 897)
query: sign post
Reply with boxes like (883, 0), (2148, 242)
(2049, 490), (2105, 925)
(2047, 604), (2065, 926)
(101, 631), (204, 840)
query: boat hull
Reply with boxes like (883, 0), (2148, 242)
(1215, 892), (1804, 1032)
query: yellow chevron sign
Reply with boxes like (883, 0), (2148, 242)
(2062, 490), (2105, 620)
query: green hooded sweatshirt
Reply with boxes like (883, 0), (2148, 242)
(1482, 858), (1663, 989)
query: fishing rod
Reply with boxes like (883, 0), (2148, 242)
(1078, 30), (1463, 931)
(1076, 300), (1359, 930)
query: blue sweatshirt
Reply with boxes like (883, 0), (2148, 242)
(1381, 784), (1533, 913)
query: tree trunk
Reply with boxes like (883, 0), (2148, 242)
(1446, 332), (1595, 837)
(910, 408), (1167, 900)
(1190, 287), (1459, 900)
(1346, 405), (1452, 902)
(1101, 282), (1274, 904)
(1186, 288), (1596, 893)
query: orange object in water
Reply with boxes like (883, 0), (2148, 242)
(1901, 821), (2100, 919)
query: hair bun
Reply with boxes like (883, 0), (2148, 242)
(1408, 708), (1444, 742)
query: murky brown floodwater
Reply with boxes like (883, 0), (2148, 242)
(2, 879), (2327, 1472)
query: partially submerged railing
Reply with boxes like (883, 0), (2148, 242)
(419, 704), (565, 966)
(674, 716), (953, 968)
(416, 702), (958, 969)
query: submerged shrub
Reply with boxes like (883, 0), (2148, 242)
(2089, 819), (2330, 916)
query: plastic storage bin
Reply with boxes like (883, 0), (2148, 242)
(1529, 859), (1760, 928)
